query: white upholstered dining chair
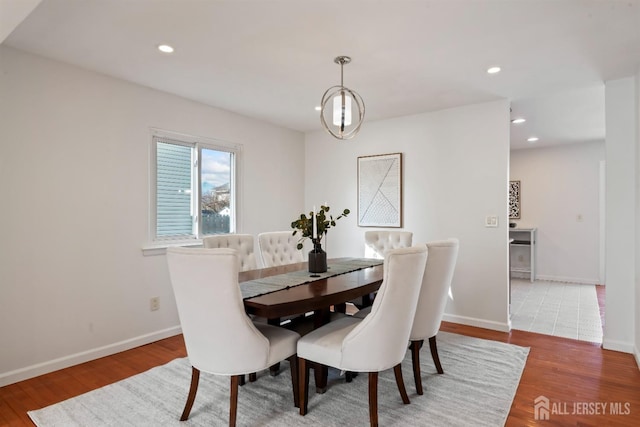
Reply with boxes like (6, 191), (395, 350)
(297, 246), (428, 427)
(166, 247), (300, 426)
(354, 238), (459, 395)
(202, 233), (257, 271)
(258, 231), (305, 268)
(407, 238), (459, 394)
(364, 230), (413, 259)
(353, 230), (413, 308)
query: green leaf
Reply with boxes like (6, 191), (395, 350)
(291, 205), (350, 245)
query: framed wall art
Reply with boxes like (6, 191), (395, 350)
(357, 153), (402, 227)
(509, 180), (521, 219)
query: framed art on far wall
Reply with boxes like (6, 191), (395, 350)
(357, 152), (402, 227)
(509, 180), (521, 219)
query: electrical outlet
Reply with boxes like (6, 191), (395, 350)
(150, 297), (160, 311)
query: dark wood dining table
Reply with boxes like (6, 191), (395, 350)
(240, 258), (384, 392)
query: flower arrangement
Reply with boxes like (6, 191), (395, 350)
(291, 205), (350, 249)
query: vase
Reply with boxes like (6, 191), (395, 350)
(308, 240), (327, 273)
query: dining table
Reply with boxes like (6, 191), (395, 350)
(239, 257), (384, 393)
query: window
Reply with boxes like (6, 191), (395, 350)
(151, 130), (240, 242)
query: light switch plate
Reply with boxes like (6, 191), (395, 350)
(485, 215), (498, 227)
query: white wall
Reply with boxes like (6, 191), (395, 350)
(510, 142), (605, 284)
(305, 100), (511, 332)
(635, 70), (640, 367)
(0, 0), (42, 43)
(0, 46), (305, 385)
(604, 77), (636, 354)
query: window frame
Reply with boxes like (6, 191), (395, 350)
(148, 128), (242, 247)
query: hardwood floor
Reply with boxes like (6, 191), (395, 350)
(2, 319), (638, 426)
(0, 337), (187, 426)
(446, 323), (640, 427)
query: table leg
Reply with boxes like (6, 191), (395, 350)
(362, 293), (373, 307)
(333, 303), (347, 313)
(313, 308), (331, 329)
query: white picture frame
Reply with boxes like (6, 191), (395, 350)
(357, 153), (403, 227)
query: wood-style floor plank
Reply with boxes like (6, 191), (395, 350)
(449, 324), (640, 427)
(1, 320), (638, 426)
(0, 336), (187, 426)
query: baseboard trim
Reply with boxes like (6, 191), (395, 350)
(602, 337), (635, 354)
(0, 326), (182, 387)
(534, 275), (600, 285)
(442, 313), (511, 333)
(635, 345), (640, 371)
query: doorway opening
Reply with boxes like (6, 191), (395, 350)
(508, 85), (605, 344)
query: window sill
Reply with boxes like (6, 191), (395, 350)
(142, 240), (203, 256)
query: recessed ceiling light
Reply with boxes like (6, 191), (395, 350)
(314, 106), (321, 111)
(487, 66), (501, 74)
(157, 44), (174, 54)
(511, 118), (526, 124)
(527, 137), (539, 143)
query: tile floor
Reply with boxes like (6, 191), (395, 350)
(510, 278), (603, 343)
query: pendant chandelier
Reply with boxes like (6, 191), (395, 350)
(320, 56), (365, 140)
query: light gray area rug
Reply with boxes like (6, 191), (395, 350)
(29, 332), (529, 426)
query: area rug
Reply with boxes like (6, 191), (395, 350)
(28, 332), (529, 426)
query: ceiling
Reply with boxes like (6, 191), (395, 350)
(3, 0), (639, 150)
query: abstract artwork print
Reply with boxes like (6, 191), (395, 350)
(358, 153), (402, 227)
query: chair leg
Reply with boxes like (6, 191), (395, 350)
(229, 375), (240, 427)
(180, 367), (200, 421)
(313, 362), (328, 394)
(269, 363), (281, 376)
(249, 372), (257, 382)
(393, 364), (410, 404)
(410, 340), (424, 395)
(429, 335), (444, 374)
(299, 358), (310, 415)
(288, 355), (300, 408)
(368, 372), (379, 427)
